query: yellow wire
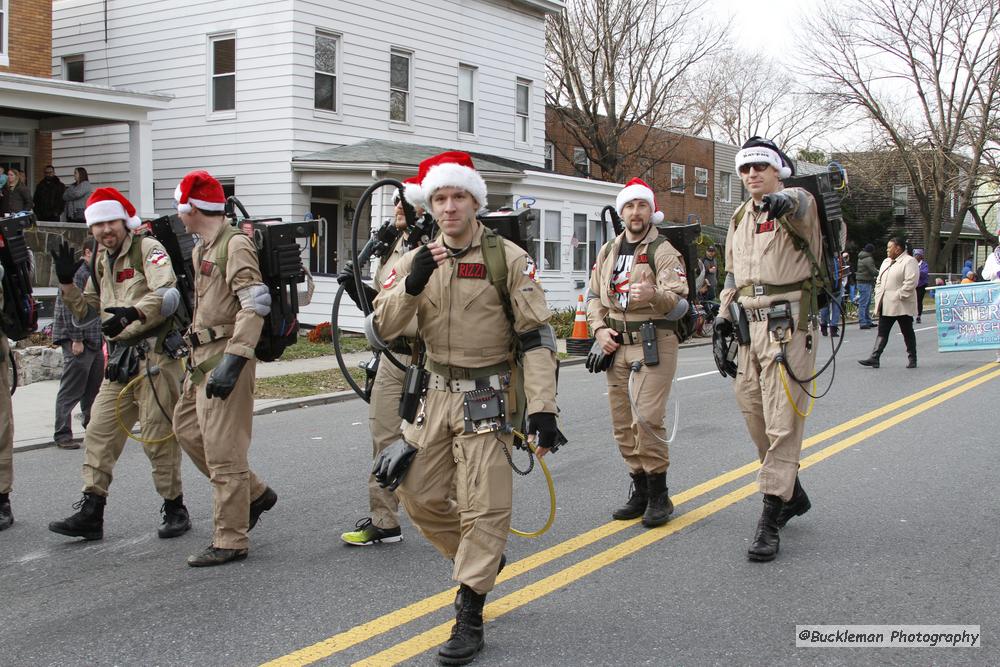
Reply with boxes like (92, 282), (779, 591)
(115, 374), (176, 444)
(778, 363), (816, 418)
(507, 430), (557, 539)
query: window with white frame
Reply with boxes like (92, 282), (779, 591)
(515, 79), (531, 143)
(670, 163), (685, 193)
(63, 55), (85, 82)
(892, 184), (908, 216)
(544, 142), (554, 171)
(694, 167), (708, 197)
(0, 0), (7, 66)
(209, 34), (236, 113)
(719, 171), (732, 203)
(529, 211), (562, 271)
(588, 218), (606, 270)
(573, 147), (590, 177)
(458, 65), (477, 134)
(390, 49), (412, 124)
(314, 31), (338, 112)
(572, 213), (605, 272)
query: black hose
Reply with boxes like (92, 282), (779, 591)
(331, 282), (373, 403)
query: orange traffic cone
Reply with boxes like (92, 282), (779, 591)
(566, 294), (592, 356)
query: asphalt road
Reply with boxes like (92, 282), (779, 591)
(2, 319), (997, 666)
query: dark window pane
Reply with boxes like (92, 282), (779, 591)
(390, 53), (409, 90)
(213, 38), (235, 75)
(66, 59), (85, 82)
(315, 34), (337, 73)
(315, 72), (335, 111)
(213, 74), (235, 111)
(516, 83), (529, 115)
(459, 100), (474, 133)
(390, 90), (407, 122)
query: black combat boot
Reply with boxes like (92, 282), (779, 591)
(642, 472), (674, 528)
(906, 353), (917, 368)
(776, 477), (811, 528)
(187, 545), (248, 567)
(611, 471), (648, 520)
(158, 494), (192, 539)
(455, 553), (506, 610)
(438, 584), (486, 665)
(249, 486), (278, 531)
(820, 324), (828, 336)
(0, 493), (13, 531)
(830, 325), (839, 338)
(747, 494), (783, 562)
(858, 336), (887, 368)
(48, 492), (106, 540)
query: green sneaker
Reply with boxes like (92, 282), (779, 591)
(340, 517), (402, 546)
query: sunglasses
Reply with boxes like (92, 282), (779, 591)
(738, 162), (772, 175)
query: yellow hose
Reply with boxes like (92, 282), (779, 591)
(778, 363), (817, 418)
(508, 430), (557, 538)
(115, 374), (175, 444)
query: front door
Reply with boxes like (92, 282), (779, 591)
(310, 202), (339, 275)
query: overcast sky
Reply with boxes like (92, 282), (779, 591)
(709, 0), (814, 54)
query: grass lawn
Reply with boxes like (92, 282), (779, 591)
(255, 367), (368, 399)
(280, 334), (370, 360)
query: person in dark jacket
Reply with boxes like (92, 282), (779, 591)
(34, 165), (66, 221)
(1, 168), (33, 214)
(855, 243), (878, 329)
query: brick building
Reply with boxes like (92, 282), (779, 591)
(545, 106), (715, 227)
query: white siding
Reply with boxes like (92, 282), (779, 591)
(714, 142), (740, 228)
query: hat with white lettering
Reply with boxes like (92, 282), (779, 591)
(415, 151), (487, 207)
(736, 136), (794, 180)
(85, 187), (142, 229)
(616, 177), (664, 225)
(174, 170), (227, 214)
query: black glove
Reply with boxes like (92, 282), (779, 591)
(336, 262), (377, 310)
(762, 192), (794, 221)
(50, 239), (82, 285)
(585, 338), (616, 373)
(372, 440), (418, 491)
(101, 306), (141, 338)
(404, 245), (439, 296)
(527, 412), (561, 451)
(205, 353), (248, 400)
(713, 316), (733, 338)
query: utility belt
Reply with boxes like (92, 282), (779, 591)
(743, 301), (801, 323)
(736, 280), (813, 331)
(184, 324), (234, 349)
(606, 317), (676, 345)
(420, 359), (515, 435)
(186, 351), (224, 386)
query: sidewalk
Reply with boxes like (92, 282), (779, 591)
(11, 337), (711, 452)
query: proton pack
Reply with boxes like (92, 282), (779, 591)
(224, 197), (317, 362)
(0, 212), (39, 341)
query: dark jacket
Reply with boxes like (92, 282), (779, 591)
(34, 176), (66, 220)
(856, 250), (878, 282)
(52, 261), (103, 347)
(1, 183), (33, 214)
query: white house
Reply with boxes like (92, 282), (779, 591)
(51, 0), (625, 327)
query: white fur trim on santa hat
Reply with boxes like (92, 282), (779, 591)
(173, 183), (226, 214)
(420, 162), (488, 206)
(403, 182), (425, 209)
(616, 182), (664, 225)
(85, 199), (142, 230)
(736, 146), (792, 179)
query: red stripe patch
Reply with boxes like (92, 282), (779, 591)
(457, 262), (487, 279)
(200, 260), (215, 276)
(636, 254), (649, 264)
(116, 269), (134, 282)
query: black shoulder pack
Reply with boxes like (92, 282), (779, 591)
(222, 197), (317, 362)
(0, 213), (39, 341)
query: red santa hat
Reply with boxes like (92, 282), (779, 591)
(402, 175), (424, 209)
(616, 178), (664, 225)
(85, 187), (142, 229)
(174, 170), (227, 214)
(414, 151), (487, 206)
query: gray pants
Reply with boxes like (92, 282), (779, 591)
(53, 340), (105, 443)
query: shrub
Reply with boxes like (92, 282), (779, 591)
(549, 306), (579, 339)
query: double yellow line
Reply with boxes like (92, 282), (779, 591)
(264, 362), (1000, 667)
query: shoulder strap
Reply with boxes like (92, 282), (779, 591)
(732, 200), (751, 229)
(213, 224), (243, 280)
(644, 236), (667, 275)
(481, 228), (513, 327)
(129, 235), (147, 277)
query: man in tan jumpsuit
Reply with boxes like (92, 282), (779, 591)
(48, 188), (190, 541)
(338, 195), (424, 546)
(586, 177), (689, 528)
(0, 277), (14, 531)
(171, 170), (277, 567)
(371, 151), (560, 665)
(716, 137), (825, 562)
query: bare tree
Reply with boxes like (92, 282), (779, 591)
(546, 0), (729, 184)
(801, 0), (1000, 270)
(684, 51), (839, 153)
